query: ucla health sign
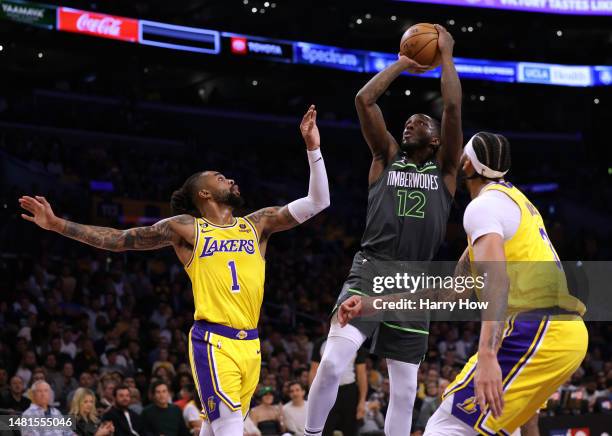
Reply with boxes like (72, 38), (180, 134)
(395, 0), (612, 15)
(518, 63), (592, 86)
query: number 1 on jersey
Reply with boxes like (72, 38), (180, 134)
(227, 260), (240, 293)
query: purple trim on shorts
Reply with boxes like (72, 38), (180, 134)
(451, 315), (549, 429)
(190, 329), (222, 422)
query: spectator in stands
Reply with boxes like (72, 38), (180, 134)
(283, 381), (307, 436)
(56, 361), (78, 408)
(21, 381), (70, 436)
(70, 387), (115, 436)
(67, 370), (96, 406)
(16, 350), (37, 386)
(61, 329), (77, 360)
(74, 340), (99, 375)
(98, 379), (116, 411)
(594, 378), (612, 413)
(101, 385), (144, 436)
(43, 353), (62, 389)
(0, 375), (31, 413)
(180, 384), (202, 435)
(128, 387), (143, 415)
(415, 380), (447, 429)
(27, 367), (57, 406)
(250, 386), (287, 435)
(141, 380), (189, 436)
(100, 348), (127, 376)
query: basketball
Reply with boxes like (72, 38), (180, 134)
(400, 23), (441, 69)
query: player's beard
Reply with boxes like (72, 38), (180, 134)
(213, 190), (245, 208)
(400, 137), (430, 153)
(457, 167), (479, 193)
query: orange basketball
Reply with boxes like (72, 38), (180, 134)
(400, 23), (441, 69)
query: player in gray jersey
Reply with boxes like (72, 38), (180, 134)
(305, 25), (463, 436)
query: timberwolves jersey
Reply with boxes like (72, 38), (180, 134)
(361, 153), (452, 261)
(185, 217), (265, 330)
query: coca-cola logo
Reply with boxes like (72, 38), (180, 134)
(76, 13), (122, 36)
(58, 7), (139, 42)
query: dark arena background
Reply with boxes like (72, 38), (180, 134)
(1, 0), (611, 435)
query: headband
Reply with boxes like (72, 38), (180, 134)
(463, 135), (509, 179)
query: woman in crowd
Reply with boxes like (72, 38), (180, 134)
(70, 387), (114, 436)
(250, 386), (288, 435)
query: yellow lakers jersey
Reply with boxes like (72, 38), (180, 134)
(468, 182), (585, 316)
(185, 217), (265, 330)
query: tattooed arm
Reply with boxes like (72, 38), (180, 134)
(246, 206), (299, 240)
(19, 196), (195, 260)
(471, 233), (509, 420)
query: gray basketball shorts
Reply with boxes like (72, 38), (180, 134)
(333, 251), (429, 364)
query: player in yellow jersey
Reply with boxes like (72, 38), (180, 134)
(18, 105), (330, 436)
(337, 131), (587, 435)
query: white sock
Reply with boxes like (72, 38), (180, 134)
(384, 359), (419, 436)
(304, 327), (365, 436)
(209, 402), (243, 436)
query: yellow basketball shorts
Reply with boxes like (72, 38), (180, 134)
(188, 320), (261, 422)
(442, 313), (588, 435)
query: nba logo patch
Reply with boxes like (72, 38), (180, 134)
(207, 396), (216, 413)
(457, 396), (478, 414)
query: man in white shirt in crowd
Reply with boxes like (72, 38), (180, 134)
(21, 381), (72, 436)
(283, 381), (308, 436)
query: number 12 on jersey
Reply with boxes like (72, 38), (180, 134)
(397, 189), (427, 218)
(227, 260), (240, 293)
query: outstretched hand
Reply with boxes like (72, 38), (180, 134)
(19, 196), (61, 231)
(397, 55), (429, 74)
(338, 295), (363, 327)
(300, 105), (320, 151)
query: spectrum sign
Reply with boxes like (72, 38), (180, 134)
(57, 7), (139, 42)
(394, 0), (612, 15)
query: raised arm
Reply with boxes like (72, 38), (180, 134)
(435, 25), (463, 196)
(355, 57), (428, 185)
(247, 106), (329, 253)
(19, 195), (195, 263)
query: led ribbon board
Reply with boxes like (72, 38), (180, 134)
(2, 1), (611, 87)
(394, 0), (612, 15)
